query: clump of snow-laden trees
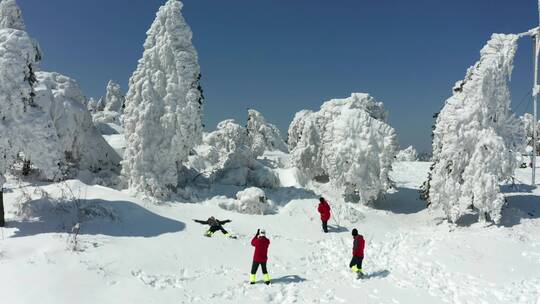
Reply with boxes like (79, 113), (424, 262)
(288, 93), (398, 204)
(187, 109), (283, 188)
(520, 113), (540, 154)
(92, 80), (125, 125)
(396, 146), (418, 161)
(122, 0), (204, 198)
(422, 34), (524, 224)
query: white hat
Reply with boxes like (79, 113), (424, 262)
(259, 229), (266, 236)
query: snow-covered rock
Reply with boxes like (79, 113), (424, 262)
(246, 109), (287, 157)
(34, 71), (121, 172)
(396, 146), (418, 161)
(219, 187), (272, 215)
(424, 33), (524, 223)
(288, 93), (398, 204)
(122, 0), (204, 198)
(0, 26), (62, 183)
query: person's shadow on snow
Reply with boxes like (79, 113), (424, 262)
(327, 225), (348, 233)
(363, 269), (390, 279)
(272, 275), (307, 284)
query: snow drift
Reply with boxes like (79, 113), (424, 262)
(288, 93), (398, 204)
(218, 187), (273, 215)
(423, 34), (524, 223)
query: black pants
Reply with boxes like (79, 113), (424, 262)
(322, 220), (328, 233)
(209, 225), (228, 234)
(349, 256), (363, 269)
(251, 262), (268, 274)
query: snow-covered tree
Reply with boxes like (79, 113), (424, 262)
(104, 80), (124, 112)
(246, 109), (287, 157)
(123, 0), (203, 198)
(423, 34), (524, 223)
(0, 0), (25, 30)
(0, 1), (62, 225)
(187, 120), (279, 188)
(289, 93), (398, 203)
(34, 71), (121, 172)
(87, 97), (98, 113)
(93, 80), (125, 125)
(396, 146), (418, 161)
(520, 113), (540, 154)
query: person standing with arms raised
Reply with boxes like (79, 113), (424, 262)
(250, 229), (271, 285)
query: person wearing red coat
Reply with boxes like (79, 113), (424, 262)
(317, 197), (331, 233)
(350, 228), (365, 278)
(250, 229), (271, 285)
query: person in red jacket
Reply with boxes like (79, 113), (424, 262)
(317, 197), (331, 233)
(350, 228), (365, 278)
(250, 229), (271, 285)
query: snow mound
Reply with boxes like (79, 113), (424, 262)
(424, 33), (524, 223)
(34, 71), (121, 172)
(288, 93), (398, 203)
(396, 146), (418, 161)
(219, 187), (272, 215)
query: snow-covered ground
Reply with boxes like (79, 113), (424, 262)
(1, 160), (539, 304)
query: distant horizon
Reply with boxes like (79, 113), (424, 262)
(19, 0), (539, 152)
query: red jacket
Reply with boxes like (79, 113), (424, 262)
(353, 235), (365, 257)
(317, 200), (331, 221)
(251, 236), (270, 262)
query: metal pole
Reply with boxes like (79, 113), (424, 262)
(533, 32), (539, 185)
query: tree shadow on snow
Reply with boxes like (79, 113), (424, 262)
(272, 275), (307, 284)
(500, 183), (536, 194)
(8, 199), (185, 238)
(364, 269), (390, 279)
(498, 194), (540, 227)
(373, 187), (426, 214)
(265, 187), (319, 207)
(453, 194), (540, 228)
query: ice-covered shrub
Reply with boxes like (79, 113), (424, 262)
(520, 113), (540, 153)
(247, 109), (287, 157)
(423, 34), (524, 223)
(288, 93), (398, 204)
(219, 187), (272, 215)
(122, 0), (204, 198)
(34, 71), (121, 172)
(396, 146), (418, 161)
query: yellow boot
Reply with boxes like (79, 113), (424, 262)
(249, 274), (256, 285)
(263, 273), (271, 285)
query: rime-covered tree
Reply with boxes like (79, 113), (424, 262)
(122, 0), (203, 198)
(423, 34), (524, 223)
(246, 109), (287, 157)
(104, 80), (125, 112)
(0, 0), (62, 226)
(289, 93), (398, 204)
(396, 146), (418, 161)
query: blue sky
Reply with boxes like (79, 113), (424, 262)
(19, 0), (539, 152)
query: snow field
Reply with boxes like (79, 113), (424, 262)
(0, 162), (539, 303)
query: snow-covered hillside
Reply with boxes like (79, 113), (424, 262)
(1, 159), (539, 304)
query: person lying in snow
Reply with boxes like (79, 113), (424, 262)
(193, 216), (234, 238)
(350, 228), (365, 279)
(250, 229), (271, 285)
